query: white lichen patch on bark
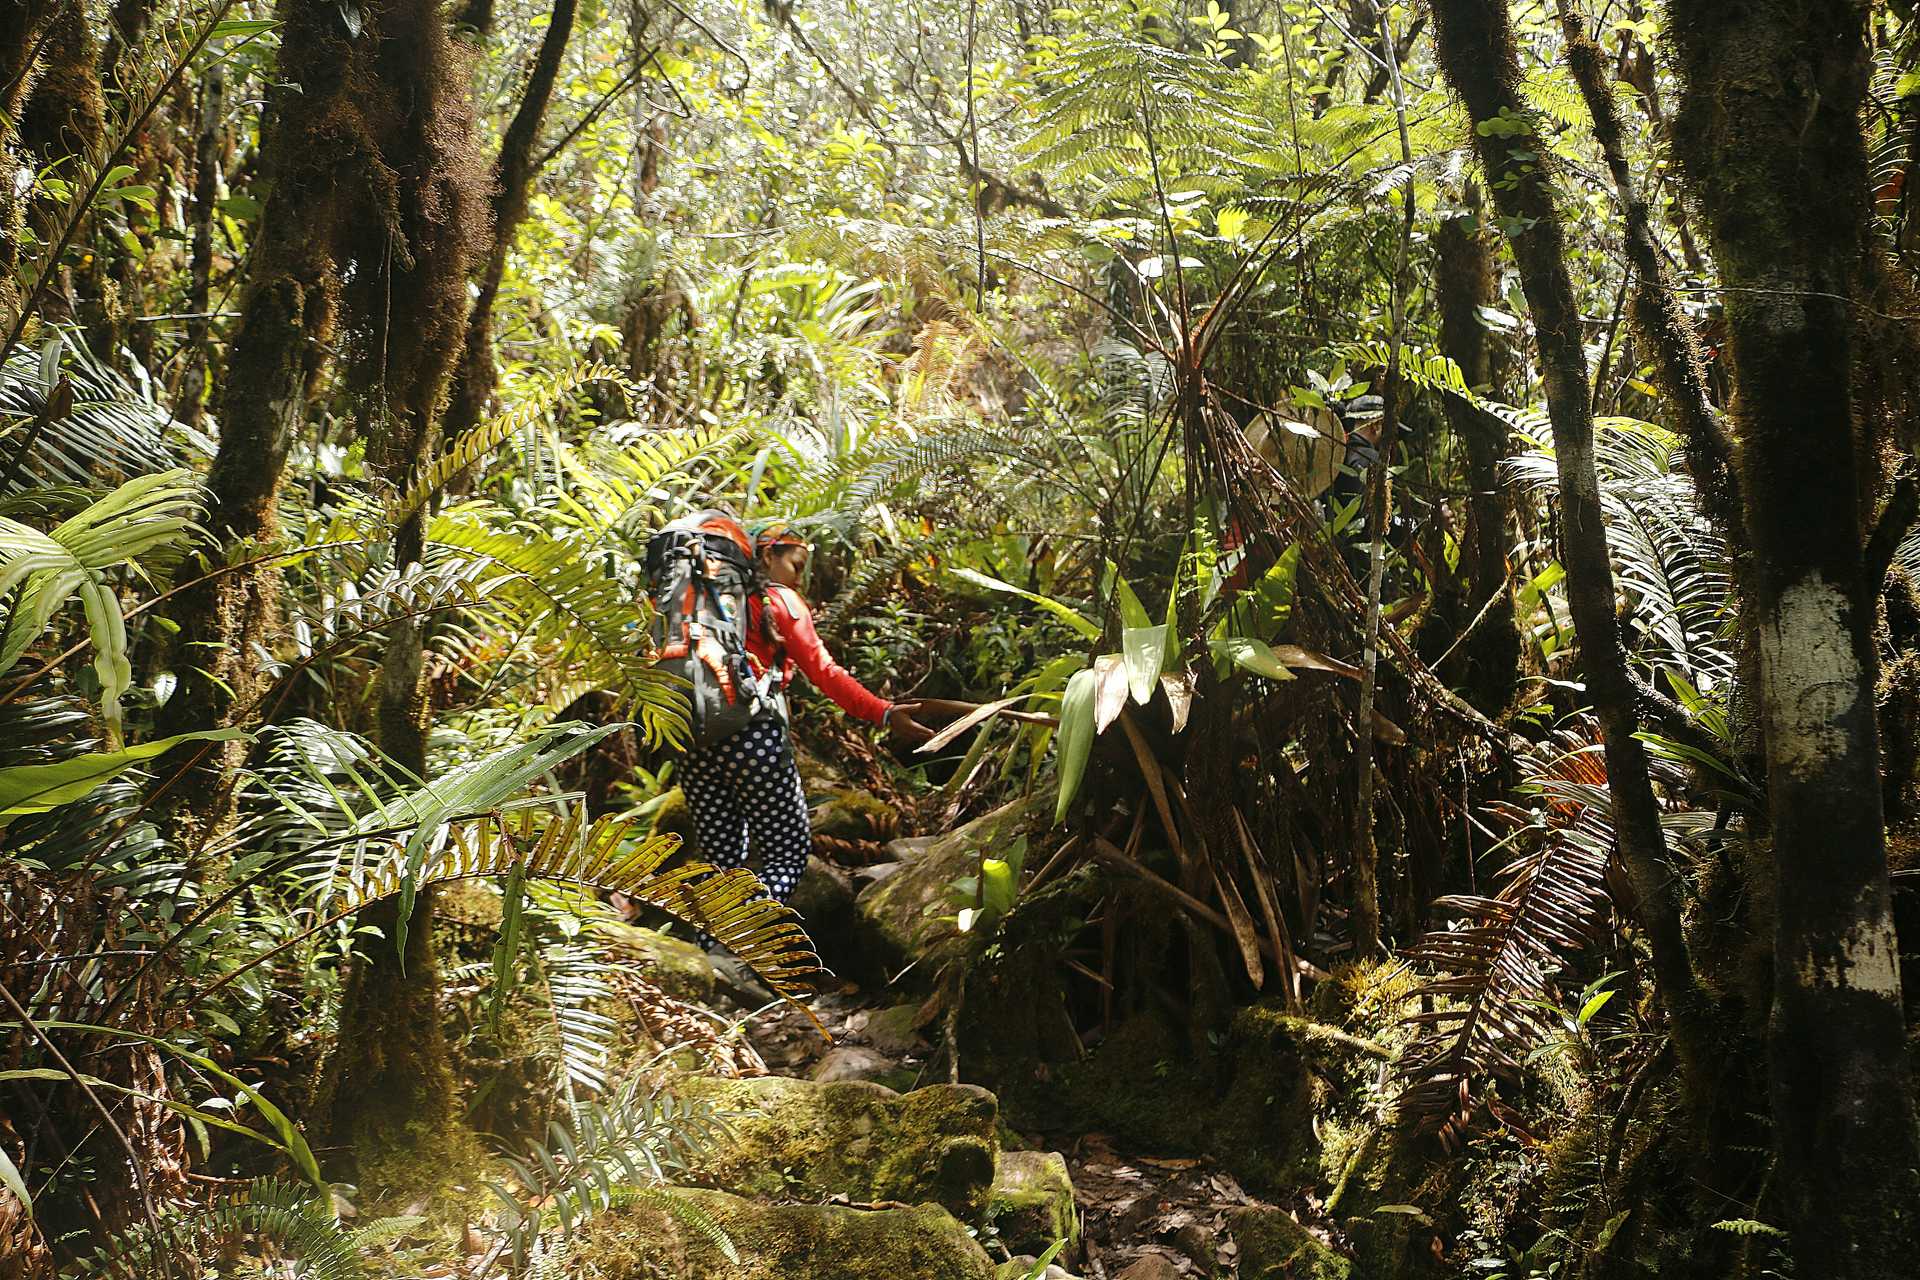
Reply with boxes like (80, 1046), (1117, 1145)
(1796, 903), (1904, 998)
(1759, 572), (1863, 781)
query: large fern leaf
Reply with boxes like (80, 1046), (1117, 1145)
(1396, 730), (1616, 1148)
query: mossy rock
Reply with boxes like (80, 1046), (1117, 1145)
(1323, 1124), (1455, 1279)
(602, 921), (715, 1002)
(672, 1076), (1001, 1223)
(988, 1150), (1079, 1261)
(1230, 1207), (1351, 1280)
(1047, 1004), (1391, 1197)
(857, 795), (1049, 973)
(647, 786), (694, 846)
(811, 786), (898, 842)
(575, 1186), (996, 1279)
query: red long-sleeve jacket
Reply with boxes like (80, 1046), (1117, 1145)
(747, 585), (892, 724)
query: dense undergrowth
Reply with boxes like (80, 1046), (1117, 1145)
(3, 1), (1920, 1277)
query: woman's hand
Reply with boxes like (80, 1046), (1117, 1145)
(885, 701), (935, 745)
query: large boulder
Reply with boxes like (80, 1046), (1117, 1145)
(856, 795), (1048, 973)
(576, 1187), (996, 1280)
(988, 1150), (1079, 1261)
(1230, 1207), (1351, 1280)
(671, 1076), (1000, 1223)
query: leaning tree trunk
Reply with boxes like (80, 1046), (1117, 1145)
(1430, 0), (1718, 1116)
(317, 0), (488, 1192)
(1666, 1), (1920, 1272)
(440, 0), (578, 449)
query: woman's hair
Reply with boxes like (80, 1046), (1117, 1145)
(753, 522), (808, 556)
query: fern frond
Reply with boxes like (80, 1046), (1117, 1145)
(1396, 728), (1617, 1148)
(489, 1077), (736, 1266)
(63, 1178), (366, 1279)
(392, 363), (634, 523)
(325, 806), (821, 1004)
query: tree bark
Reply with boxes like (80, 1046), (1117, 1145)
(440, 0), (578, 452)
(1666, 1), (1920, 1271)
(316, 0), (488, 1190)
(0, 1), (59, 333)
(154, 0), (357, 842)
(1430, 188), (1518, 714)
(1430, 0), (1716, 1114)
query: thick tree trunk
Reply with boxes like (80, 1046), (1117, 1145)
(1430, 0), (1717, 1116)
(1667, 1), (1920, 1271)
(441, 0), (578, 450)
(1430, 190), (1518, 714)
(0, 4), (60, 331)
(154, 0), (358, 842)
(317, 0), (488, 1191)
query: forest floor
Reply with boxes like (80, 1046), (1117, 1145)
(734, 884), (1333, 1278)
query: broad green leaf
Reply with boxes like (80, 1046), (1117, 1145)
(1576, 989), (1616, 1027)
(1211, 636), (1297, 681)
(1114, 568), (1151, 631)
(980, 856), (1018, 918)
(952, 567), (1100, 639)
(0, 729), (246, 816)
(1122, 624), (1169, 705)
(1054, 667), (1098, 824)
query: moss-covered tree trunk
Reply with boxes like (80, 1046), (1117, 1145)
(0, 2), (58, 333)
(1430, 190), (1518, 714)
(441, 0), (578, 449)
(155, 0), (357, 843)
(1430, 0), (1717, 1115)
(317, 0), (488, 1192)
(1666, 1), (1920, 1271)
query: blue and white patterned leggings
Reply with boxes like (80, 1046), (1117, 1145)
(678, 715), (810, 904)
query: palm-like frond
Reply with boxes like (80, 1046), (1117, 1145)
(0, 334), (176, 495)
(424, 512), (685, 742)
(0, 469), (203, 742)
(325, 807), (822, 1004)
(1509, 418), (1735, 687)
(392, 363), (635, 523)
(1396, 729), (1617, 1148)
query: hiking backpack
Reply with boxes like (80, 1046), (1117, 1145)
(644, 511), (779, 749)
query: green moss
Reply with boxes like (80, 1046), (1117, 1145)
(1053, 1013), (1212, 1154)
(1231, 1207), (1351, 1280)
(671, 1076), (1001, 1223)
(811, 786), (898, 841)
(603, 921), (716, 1003)
(576, 1186), (997, 1279)
(987, 1150), (1079, 1260)
(857, 795), (1049, 972)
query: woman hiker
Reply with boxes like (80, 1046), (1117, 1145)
(675, 521), (933, 920)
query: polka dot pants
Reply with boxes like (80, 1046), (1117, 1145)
(678, 715), (810, 905)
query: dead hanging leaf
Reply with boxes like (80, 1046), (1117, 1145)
(1371, 710), (1408, 745)
(1268, 643), (1363, 681)
(915, 697), (1018, 754)
(1210, 858), (1266, 989)
(1159, 669), (1195, 733)
(1094, 653), (1130, 734)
